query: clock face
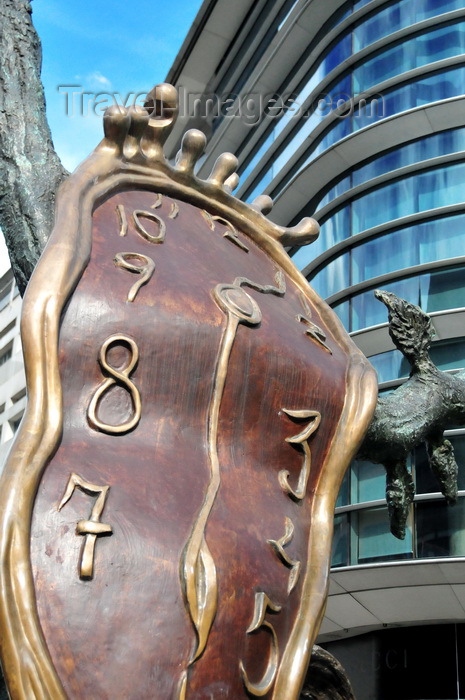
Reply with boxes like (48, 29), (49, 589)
(29, 188), (349, 699)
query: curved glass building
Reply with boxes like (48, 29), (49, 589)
(166, 0), (465, 694)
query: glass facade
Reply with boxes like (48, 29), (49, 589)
(369, 335), (465, 383)
(239, 1), (465, 202)
(213, 0), (465, 575)
(332, 264), (465, 333)
(257, 0), (465, 571)
(308, 209), (465, 301)
(332, 434), (465, 568)
(181, 0), (465, 684)
(172, 0), (465, 683)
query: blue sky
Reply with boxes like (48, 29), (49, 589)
(33, 0), (203, 171)
(0, 0), (203, 273)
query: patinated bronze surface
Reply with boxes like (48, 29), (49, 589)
(358, 290), (465, 539)
(0, 85), (377, 699)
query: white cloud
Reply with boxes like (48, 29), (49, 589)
(86, 72), (112, 90)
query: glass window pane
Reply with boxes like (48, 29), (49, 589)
(354, 0), (465, 47)
(418, 213), (465, 264)
(296, 65), (465, 185)
(351, 177), (414, 234)
(420, 266), (465, 312)
(416, 0), (464, 20)
(416, 498), (465, 557)
(346, 265), (465, 334)
(414, 435), (465, 494)
(348, 162), (465, 235)
(354, 43), (412, 92)
(414, 442), (439, 494)
(318, 167), (465, 256)
(351, 228), (418, 284)
(418, 161), (465, 211)
(314, 213), (465, 299)
(357, 507), (413, 563)
(318, 205), (351, 249)
(352, 458), (386, 503)
(353, 21), (465, 93)
(336, 470), (350, 508)
(453, 436), (465, 491)
(368, 350), (410, 383)
(317, 175), (351, 210)
(350, 128), (465, 189)
(239, 131), (274, 180)
(310, 255), (350, 298)
(291, 245), (316, 272)
(350, 275), (419, 332)
(430, 336), (465, 371)
(332, 300), (350, 330)
(331, 513), (349, 568)
(363, 337), (465, 385)
(351, 289), (384, 331)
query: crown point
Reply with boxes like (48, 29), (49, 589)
(176, 129), (207, 173)
(251, 195), (273, 215)
(207, 152), (238, 187)
(127, 105), (150, 133)
(128, 104), (149, 119)
(141, 83), (179, 160)
(279, 217), (320, 247)
(102, 105), (131, 152)
(224, 173), (240, 192)
(123, 106), (150, 160)
(144, 83), (178, 124)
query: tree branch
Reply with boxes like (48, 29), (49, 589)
(357, 290), (465, 538)
(0, 0), (67, 295)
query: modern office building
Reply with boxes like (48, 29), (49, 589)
(0, 268), (26, 464)
(166, 0), (465, 695)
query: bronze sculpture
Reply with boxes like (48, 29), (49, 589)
(0, 84), (377, 699)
